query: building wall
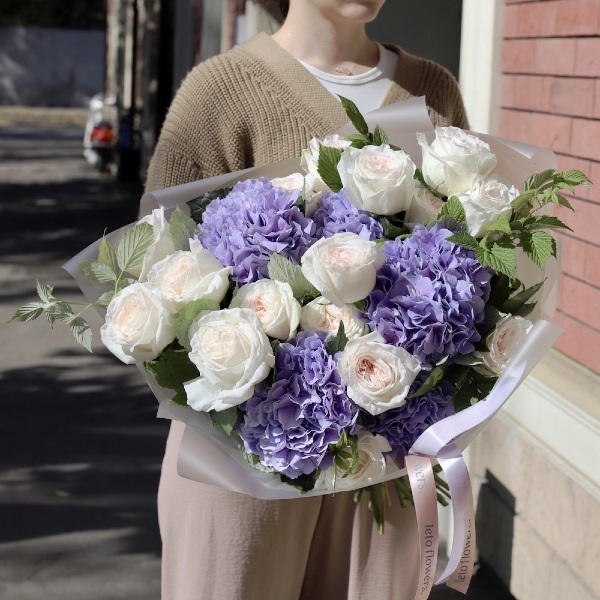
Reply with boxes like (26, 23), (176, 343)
(499, 0), (600, 374)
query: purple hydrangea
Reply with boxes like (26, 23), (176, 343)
(311, 190), (384, 240)
(237, 330), (359, 479)
(196, 178), (316, 283)
(366, 380), (455, 459)
(365, 223), (492, 368)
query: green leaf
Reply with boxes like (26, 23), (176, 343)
(169, 207), (197, 250)
(522, 215), (572, 232)
(447, 231), (480, 252)
(475, 244), (516, 279)
(452, 378), (480, 412)
(280, 471), (318, 493)
(409, 361), (449, 398)
(555, 195), (574, 210)
(381, 216), (408, 239)
(339, 95), (369, 135)
(520, 231), (556, 268)
(373, 124), (389, 146)
(144, 344), (199, 396)
(169, 392), (189, 407)
(69, 317), (92, 352)
(98, 237), (120, 275)
(414, 168), (445, 198)
(522, 169), (556, 192)
(209, 406), (239, 437)
(345, 133), (370, 149)
(559, 169), (591, 187)
(96, 290), (115, 307)
(187, 187), (233, 224)
(171, 298), (220, 350)
(488, 273), (519, 308)
(45, 301), (74, 326)
(317, 145), (343, 192)
(9, 302), (45, 322)
(439, 196), (466, 224)
(78, 259), (118, 284)
(501, 281), (544, 314)
(36, 281), (55, 304)
(117, 222), (154, 273)
(483, 211), (512, 235)
(325, 321), (348, 356)
(511, 190), (537, 218)
(267, 254), (320, 303)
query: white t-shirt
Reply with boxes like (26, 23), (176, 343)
(299, 44), (399, 114)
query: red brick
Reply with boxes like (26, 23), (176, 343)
(594, 80), (600, 119)
(503, 74), (553, 112)
(556, 233), (586, 279)
(502, 39), (537, 72)
(501, 74), (517, 108)
(517, 1), (558, 37)
(583, 242), (600, 287)
(571, 118), (600, 161)
(558, 275), (600, 329)
(557, 197), (600, 245)
(555, 0), (600, 36)
(535, 38), (577, 76)
(554, 311), (600, 374)
(574, 38), (600, 76)
(503, 4), (520, 38)
(498, 109), (572, 154)
(551, 77), (595, 117)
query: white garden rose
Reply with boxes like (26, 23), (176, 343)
(406, 184), (444, 224)
(127, 207), (178, 281)
(271, 172), (319, 217)
(457, 176), (519, 237)
(337, 144), (416, 215)
(301, 232), (385, 307)
(184, 308), (275, 412)
(146, 239), (232, 310)
(300, 296), (368, 339)
(319, 432), (391, 491)
(338, 331), (421, 415)
(479, 315), (533, 374)
(100, 282), (176, 364)
(417, 127), (497, 196)
(229, 279), (301, 341)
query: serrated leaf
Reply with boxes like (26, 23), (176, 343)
(484, 211), (512, 235)
(36, 281), (55, 304)
(475, 244), (516, 279)
(69, 317), (92, 352)
(346, 133), (370, 149)
(325, 321), (348, 356)
(317, 145), (343, 192)
(373, 124), (389, 146)
(169, 208), (196, 250)
(98, 237), (120, 274)
(117, 222), (154, 272)
(381, 216), (407, 239)
(187, 187), (233, 224)
(171, 298), (220, 350)
(144, 344), (199, 395)
(267, 254), (320, 303)
(501, 281), (544, 314)
(439, 196), (466, 224)
(209, 406), (239, 436)
(520, 231), (556, 268)
(522, 215), (572, 232)
(97, 290), (115, 307)
(45, 301), (74, 325)
(79, 259), (118, 284)
(9, 302), (45, 322)
(555, 195), (574, 210)
(559, 169), (591, 186)
(409, 362), (449, 398)
(339, 95), (369, 135)
(447, 231), (480, 252)
(522, 169), (556, 192)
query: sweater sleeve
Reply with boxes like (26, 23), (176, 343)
(144, 57), (250, 193)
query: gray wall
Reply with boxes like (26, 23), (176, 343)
(367, 0), (463, 79)
(0, 27), (105, 107)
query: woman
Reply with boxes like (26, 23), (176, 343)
(146, 1), (468, 598)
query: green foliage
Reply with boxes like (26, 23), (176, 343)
(169, 208), (197, 250)
(325, 321), (348, 356)
(171, 298), (220, 350)
(267, 254), (320, 304)
(187, 187), (233, 224)
(328, 431), (360, 491)
(209, 407), (239, 437)
(439, 196), (466, 224)
(144, 343), (199, 399)
(117, 222), (154, 273)
(339, 96), (369, 136)
(317, 145), (343, 192)
(280, 471), (319, 493)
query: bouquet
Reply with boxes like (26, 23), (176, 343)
(11, 97), (589, 597)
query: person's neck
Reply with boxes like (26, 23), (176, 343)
(271, 13), (378, 76)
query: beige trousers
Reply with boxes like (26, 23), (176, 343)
(158, 421), (420, 600)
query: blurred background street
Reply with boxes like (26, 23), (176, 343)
(0, 108), (169, 600)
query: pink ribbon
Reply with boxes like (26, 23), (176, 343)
(406, 320), (562, 598)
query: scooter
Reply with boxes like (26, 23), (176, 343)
(83, 94), (117, 173)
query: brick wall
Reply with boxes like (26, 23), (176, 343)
(499, 0), (600, 373)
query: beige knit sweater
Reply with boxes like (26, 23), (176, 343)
(145, 32), (468, 193)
